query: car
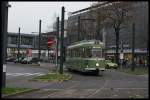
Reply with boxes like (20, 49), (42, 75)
(14, 57), (25, 63)
(105, 60), (118, 69)
(21, 57), (32, 64)
(30, 57), (39, 63)
(6, 57), (16, 62)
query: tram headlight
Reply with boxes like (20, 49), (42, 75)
(96, 63), (99, 67)
(86, 65), (88, 68)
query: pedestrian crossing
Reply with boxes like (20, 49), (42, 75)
(6, 72), (46, 77)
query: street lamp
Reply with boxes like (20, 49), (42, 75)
(1, 1), (11, 88)
(17, 27), (21, 61)
(31, 20), (42, 65)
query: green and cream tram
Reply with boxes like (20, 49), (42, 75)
(65, 40), (118, 76)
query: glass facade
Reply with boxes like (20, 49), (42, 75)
(7, 33), (35, 49)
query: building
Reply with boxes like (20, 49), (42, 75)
(67, 2), (148, 65)
(7, 32), (37, 57)
(7, 31), (62, 62)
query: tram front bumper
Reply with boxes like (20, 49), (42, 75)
(84, 68), (105, 71)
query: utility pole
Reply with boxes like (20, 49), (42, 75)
(38, 19), (41, 65)
(1, 1), (10, 88)
(131, 23), (135, 71)
(56, 17), (59, 71)
(77, 16), (80, 41)
(147, 23), (149, 67)
(48, 47), (49, 60)
(102, 28), (106, 59)
(17, 27), (21, 61)
(60, 6), (65, 74)
(115, 29), (120, 66)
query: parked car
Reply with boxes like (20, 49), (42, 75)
(31, 57), (39, 63)
(14, 57), (24, 63)
(6, 57), (16, 62)
(21, 57), (32, 64)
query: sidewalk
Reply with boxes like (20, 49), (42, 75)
(30, 62), (58, 71)
(39, 62), (67, 72)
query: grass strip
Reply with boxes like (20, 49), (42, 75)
(2, 87), (37, 97)
(30, 73), (72, 82)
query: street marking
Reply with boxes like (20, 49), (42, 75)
(6, 72), (45, 77)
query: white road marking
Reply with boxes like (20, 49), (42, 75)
(6, 72), (45, 77)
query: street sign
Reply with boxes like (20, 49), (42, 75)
(47, 38), (55, 48)
(120, 53), (124, 59)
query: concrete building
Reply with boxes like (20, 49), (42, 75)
(67, 2), (148, 65)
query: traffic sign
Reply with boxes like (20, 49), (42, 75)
(47, 38), (55, 47)
(120, 53), (124, 59)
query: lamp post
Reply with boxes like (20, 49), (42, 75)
(131, 23), (135, 71)
(17, 27), (21, 61)
(38, 20), (42, 65)
(60, 6), (65, 74)
(32, 19), (42, 66)
(1, 1), (11, 88)
(31, 31), (38, 59)
(56, 17), (59, 71)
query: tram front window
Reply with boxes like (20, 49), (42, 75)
(92, 48), (103, 58)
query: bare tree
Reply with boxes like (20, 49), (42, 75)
(46, 12), (58, 32)
(91, 2), (135, 64)
(100, 2), (135, 65)
(89, 2), (108, 41)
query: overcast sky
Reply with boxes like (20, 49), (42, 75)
(8, 2), (94, 34)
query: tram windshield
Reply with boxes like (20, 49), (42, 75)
(92, 48), (104, 58)
(67, 47), (104, 58)
(81, 47), (104, 58)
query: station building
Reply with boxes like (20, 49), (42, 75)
(7, 32), (56, 61)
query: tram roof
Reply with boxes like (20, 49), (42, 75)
(67, 40), (104, 49)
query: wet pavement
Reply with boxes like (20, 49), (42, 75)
(4, 62), (149, 98)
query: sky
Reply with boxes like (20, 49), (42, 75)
(8, 2), (94, 34)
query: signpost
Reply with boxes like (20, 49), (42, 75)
(60, 6), (65, 74)
(120, 41), (124, 70)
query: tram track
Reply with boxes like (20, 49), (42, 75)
(86, 77), (107, 97)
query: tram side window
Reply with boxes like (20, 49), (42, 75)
(70, 50), (72, 57)
(86, 48), (92, 58)
(75, 49), (78, 57)
(67, 50), (71, 57)
(81, 48), (85, 58)
(81, 48), (92, 58)
(76, 48), (81, 57)
(78, 48), (82, 57)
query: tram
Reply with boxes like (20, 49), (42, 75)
(65, 40), (118, 76)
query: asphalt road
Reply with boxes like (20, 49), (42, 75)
(5, 62), (148, 98)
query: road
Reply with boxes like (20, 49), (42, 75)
(5, 62), (148, 98)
